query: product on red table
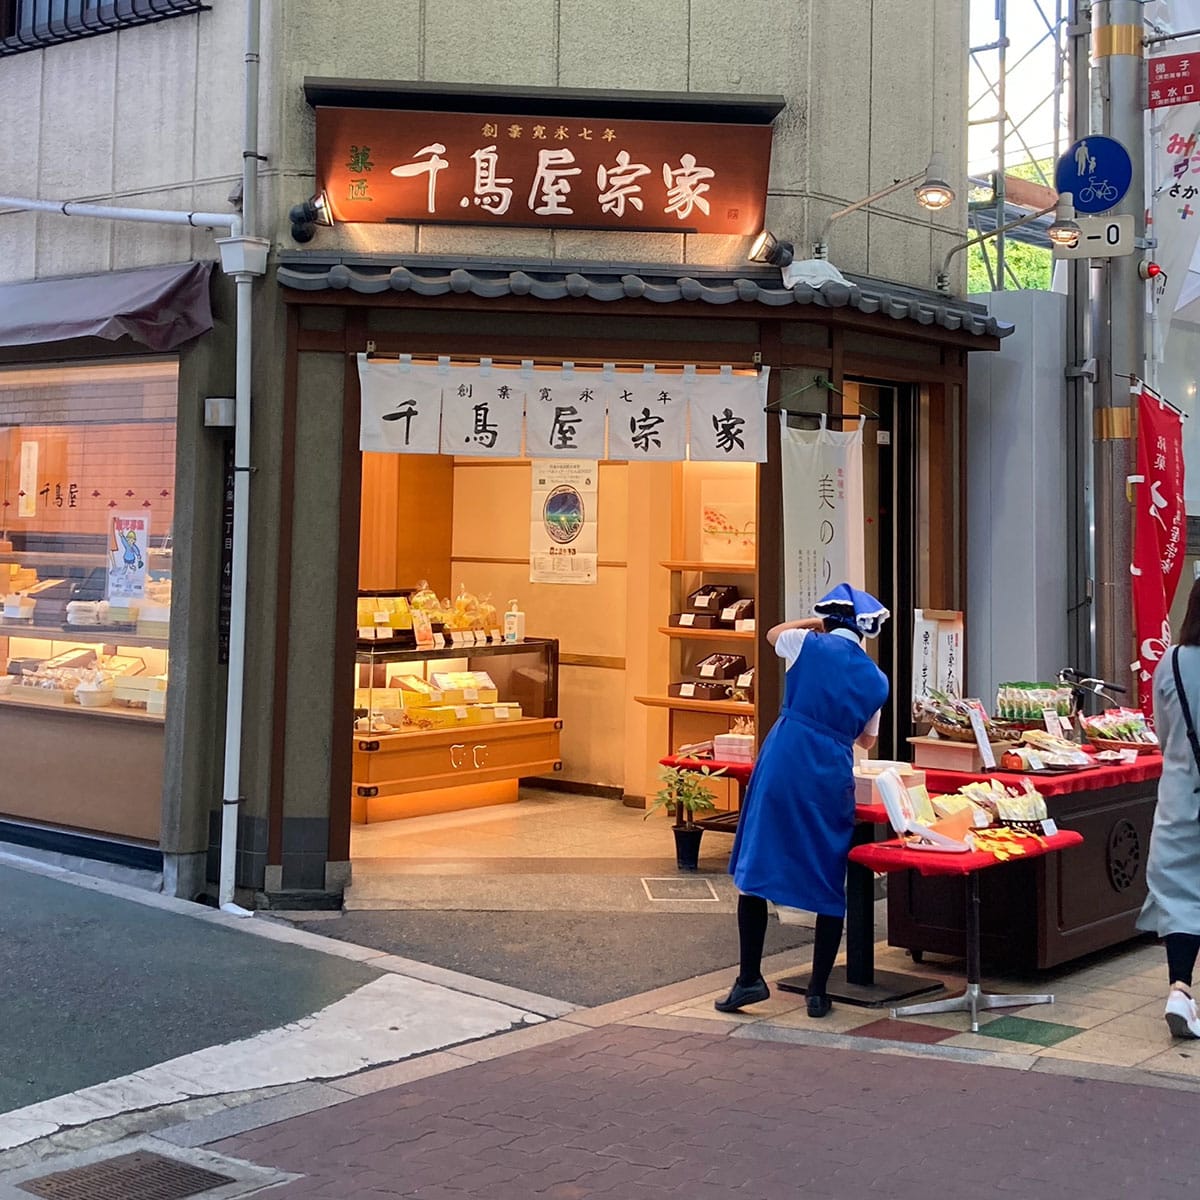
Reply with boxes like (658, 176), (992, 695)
(1081, 707), (1160, 747)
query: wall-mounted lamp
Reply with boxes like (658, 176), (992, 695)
(814, 153), (958, 259)
(1046, 193), (1081, 249)
(936, 197), (1061, 294)
(749, 230), (795, 268)
(289, 190), (333, 243)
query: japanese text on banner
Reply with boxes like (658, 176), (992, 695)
(687, 368), (769, 462)
(780, 422), (866, 620)
(524, 373), (610, 458)
(357, 354), (444, 453)
(607, 375), (688, 461)
(439, 368), (525, 457)
(1132, 386), (1187, 710)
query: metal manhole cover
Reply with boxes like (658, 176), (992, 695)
(642, 876), (719, 901)
(18, 1150), (235, 1200)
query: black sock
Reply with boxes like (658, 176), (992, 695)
(1165, 933), (1200, 987)
(808, 913), (845, 997)
(736, 894), (769, 985)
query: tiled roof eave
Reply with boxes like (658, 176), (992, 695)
(276, 260), (1013, 339)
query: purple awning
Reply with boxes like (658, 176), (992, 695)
(0, 261), (214, 352)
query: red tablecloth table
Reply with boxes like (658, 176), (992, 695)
(921, 754), (1162, 798)
(849, 830), (1085, 1030)
(659, 755), (942, 1007)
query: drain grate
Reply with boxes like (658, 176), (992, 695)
(642, 876), (719, 901)
(17, 1150), (235, 1200)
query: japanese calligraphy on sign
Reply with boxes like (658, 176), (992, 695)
(606, 377), (688, 461)
(357, 355), (445, 454)
(524, 377), (609, 458)
(438, 367), (524, 457)
(687, 368), (768, 462)
(315, 108), (772, 234)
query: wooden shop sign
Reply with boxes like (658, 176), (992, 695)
(314, 106), (772, 235)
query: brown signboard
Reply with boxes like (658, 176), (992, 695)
(314, 107), (773, 235)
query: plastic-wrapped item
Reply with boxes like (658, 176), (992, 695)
(410, 580), (439, 612)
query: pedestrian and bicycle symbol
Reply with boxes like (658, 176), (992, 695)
(1055, 136), (1133, 214)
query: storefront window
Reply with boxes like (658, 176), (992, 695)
(0, 359), (177, 843)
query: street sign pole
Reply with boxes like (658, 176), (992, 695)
(1090, 0), (1145, 697)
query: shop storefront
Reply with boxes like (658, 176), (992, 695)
(0, 261), (221, 877)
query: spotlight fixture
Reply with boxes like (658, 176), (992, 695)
(914, 153), (955, 211)
(1046, 194), (1081, 249)
(289, 190), (333, 243)
(749, 230), (795, 268)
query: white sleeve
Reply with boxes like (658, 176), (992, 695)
(863, 709), (881, 737)
(773, 627), (808, 670)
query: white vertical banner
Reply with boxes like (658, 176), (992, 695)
(357, 354), (444, 453)
(439, 363), (525, 456)
(529, 459), (599, 584)
(687, 366), (769, 462)
(1150, 97), (1200, 362)
(524, 366), (610, 458)
(780, 422), (866, 620)
(607, 367), (688, 461)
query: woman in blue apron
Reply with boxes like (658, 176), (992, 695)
(717, 583), (890, 1018)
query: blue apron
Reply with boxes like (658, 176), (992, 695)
(729, 632), (889, 916)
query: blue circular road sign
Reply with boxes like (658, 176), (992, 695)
(1055, 136), (1133, 214)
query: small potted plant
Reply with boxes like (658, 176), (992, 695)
(646, 765), (723, 870)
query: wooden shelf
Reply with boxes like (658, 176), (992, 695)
(660, 560), (756, 575)
(0, 621), (170, 650)
(658, 626), (755, 641)
(635, 694), (755, 716)
(0, 549), (171, 569)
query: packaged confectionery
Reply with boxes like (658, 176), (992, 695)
(687, 584), (739, 614)
(694, 653), (748, 680)
(719, 597), (755, 625)
(669, 681), (731, 701)
(669, 612), (722, 629)
(713, 732), (756, 762)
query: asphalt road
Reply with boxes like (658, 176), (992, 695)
(0, 865), (377, 1113)
(292, 910), (813, 1006)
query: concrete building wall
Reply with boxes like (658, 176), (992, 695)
(0, 0), (968, 292)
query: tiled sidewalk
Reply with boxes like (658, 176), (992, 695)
(657, 937), (1200, 1083)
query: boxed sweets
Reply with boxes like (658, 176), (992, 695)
(669, 611), (723, 629)
(669, 680), (731, 700)
(713, 732), (755, 762)
(695, 652), (748, 680)
(687, 584), (739, 614)
(719, 597), (755, 626)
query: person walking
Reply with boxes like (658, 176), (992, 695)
(716, 583), (890, 1018)
(1138, 577), (1200, 1039)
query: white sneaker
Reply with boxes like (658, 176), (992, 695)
(1164, 988), (1200, 1039)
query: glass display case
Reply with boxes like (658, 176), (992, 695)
(351, 637), (562, 823)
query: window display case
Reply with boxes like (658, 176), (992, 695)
(351, 636), (562, 823)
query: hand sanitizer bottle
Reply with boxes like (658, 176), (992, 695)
(503, 599), (526, 644)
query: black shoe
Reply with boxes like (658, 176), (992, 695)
(714, 976), (770, 1013)
(806, 993), (833, 1018)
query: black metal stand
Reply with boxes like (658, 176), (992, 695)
(776, 823), (945, 1008)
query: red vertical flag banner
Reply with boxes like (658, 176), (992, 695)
(1132, 386), (1187, 711)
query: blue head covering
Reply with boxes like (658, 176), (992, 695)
(813, 583), (889, 639)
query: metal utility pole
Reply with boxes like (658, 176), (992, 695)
(1065, 0), (1094, 674)
(1090, 0), (1144, 693)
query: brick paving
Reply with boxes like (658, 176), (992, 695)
(217, 1024), (1195, 1198)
